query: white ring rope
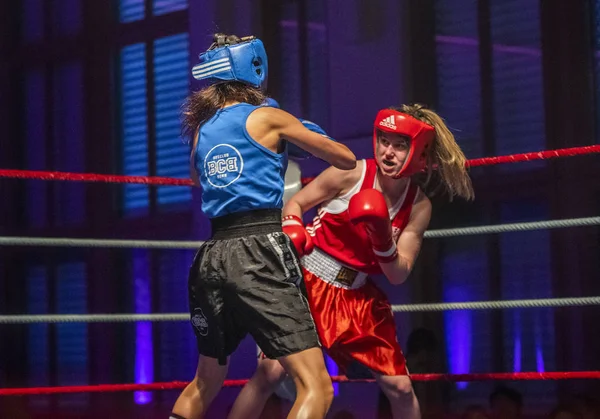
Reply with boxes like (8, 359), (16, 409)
(1, 296), (599, 324)
(391, 296), (600, 312)
(0, 237), (202, 249)
(423, 216), (600, 238)
(1, 216), (598, 324)
(0, 216), (598, 249)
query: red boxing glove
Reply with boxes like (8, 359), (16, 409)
(282, 215), (314, 257)
(348, 189), (398, 263)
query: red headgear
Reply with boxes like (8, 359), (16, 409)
(373, 109), (435, 178)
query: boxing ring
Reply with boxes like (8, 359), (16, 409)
(1, 144), (600, 412)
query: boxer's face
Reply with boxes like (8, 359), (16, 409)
(376, 132), (410, 177)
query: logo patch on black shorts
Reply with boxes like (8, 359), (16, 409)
(191, 308), (209, 336)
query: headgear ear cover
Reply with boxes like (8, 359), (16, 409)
(192, 35), (268, 88)
(373, 109), (435, 178)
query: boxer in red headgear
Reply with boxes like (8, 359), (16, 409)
(229, 104), (474, 419)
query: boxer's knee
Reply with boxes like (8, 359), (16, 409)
(377, 375), (415, 403)
(254, 358), (287, 392)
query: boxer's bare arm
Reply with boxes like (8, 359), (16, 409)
(247, 107), (356, 170)
(379, 190), (431, 285)
(283, 161), (364, 219)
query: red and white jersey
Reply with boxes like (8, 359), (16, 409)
(306, 159), (418, 275)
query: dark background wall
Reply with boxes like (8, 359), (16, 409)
(0, 0), (599, 417)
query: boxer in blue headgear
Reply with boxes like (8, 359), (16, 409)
(170, 33), (356, 419)
(192, 34), (268, 89)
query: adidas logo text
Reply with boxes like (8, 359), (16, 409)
(379, 116), (396, 129)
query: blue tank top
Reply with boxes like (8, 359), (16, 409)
(194, 103), (288, 219)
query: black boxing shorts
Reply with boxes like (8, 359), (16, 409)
(188, 209), (320, 364)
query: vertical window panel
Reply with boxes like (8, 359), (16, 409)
(153, 0), (188, 16)
(499, 200), (555, 409)
(490, 0), (546, 171)
(56, 262), (89, 408)
(157, 250), (196, 383)
(120, 0), (145, 23)
(434, 0), (483, 158)
(120, 43), (150, 213)
(442, 238), (492, 403)
(154, 33), (191, 206)
(27, 267), (50, 409)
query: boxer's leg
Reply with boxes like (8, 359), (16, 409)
(228, 356), (288, 419)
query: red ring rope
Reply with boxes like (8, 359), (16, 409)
(0, 145), (598, 187)
(1, 371), (598, 396)
(0, 170), (194, 186)
(465, 145), (600, 167)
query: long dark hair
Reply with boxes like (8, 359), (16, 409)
(393, 104), (474, 201)
(181, 82), (266, 139)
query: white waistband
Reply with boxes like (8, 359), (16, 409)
(301, 248), (368, 290)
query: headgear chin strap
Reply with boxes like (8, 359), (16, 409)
(373, 109), (435, 178)
(192, 35), (268, 89)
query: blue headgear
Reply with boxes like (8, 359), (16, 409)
(192, 35), (268, 88)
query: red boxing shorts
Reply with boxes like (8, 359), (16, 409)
(301, 248), (408, 377)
